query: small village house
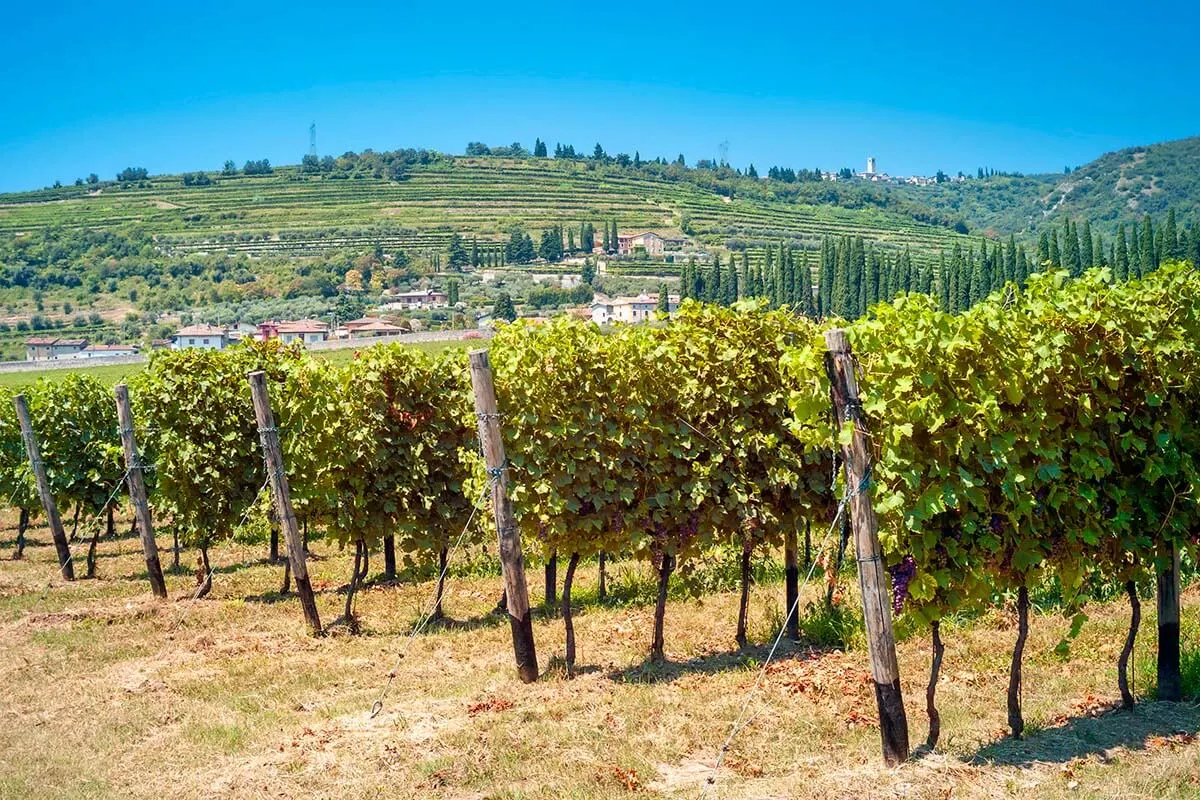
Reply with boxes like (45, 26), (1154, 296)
(590, 293), (679, 325)
(616, 232), (665, 257)
(335, 317), (408, 340)
(24, 337), (88, 361)
(257, 319), (330, 346)
(25, 338), (139, 361)
(382, 289), (449, 310)
(171, 323), (229, 350)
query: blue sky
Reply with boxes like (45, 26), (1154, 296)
(2, 0), (1197, 192)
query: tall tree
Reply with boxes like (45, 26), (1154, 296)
(1141, 215), (1156, 274)
(656, 282), (670, 313)
(799, 251), (815, 316)
(1130, 222), (1142, 278)
(493, 292), (517, 322)
(1079, 220), (1093, 271)
(447, 233), (470, 270)
(1165, 208), (1180, 260)
(723, 255), (739, 305)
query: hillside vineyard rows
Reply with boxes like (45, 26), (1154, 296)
(3, 262), (1200, 759)
(0, 159), (969, 260)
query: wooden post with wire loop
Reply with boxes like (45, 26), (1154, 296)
(248, 371), (322, 636)
(114, 384), (168, 598)
(13, 393), (73, 580)
(468, 349), (539, 683)
(824, 328), (909, 765)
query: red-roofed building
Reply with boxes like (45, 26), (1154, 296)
(257, 319), (330, 346)
(25, 337), (89, 361)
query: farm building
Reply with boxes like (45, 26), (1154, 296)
(616, 231), (666, 256)
(590, 293), (679, 325)
(172, 324), (230, 350)
(382, 289), (449, 310)
(25, 338), (140, 361)
(336, 317), (408, 339)
(257, 319), (330, 346)
(78, 343), (139, 359)
(24, 337), (89, 361)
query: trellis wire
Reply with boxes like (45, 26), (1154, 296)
(29, 466), (133, 609)
(696, 469), (870, 799)
(368, 479), (493, 719)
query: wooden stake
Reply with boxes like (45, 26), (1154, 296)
(114, 384), (167, 598)
(1157, 542), (1182, 701)
(248, 371), (322, 636)
(824, 328), (909, 765)
(13, 394), (73, 580)
(468, 349), (538, 682)
(784, 526), (800, 641)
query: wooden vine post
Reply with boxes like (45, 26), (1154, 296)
(824, 329), (910, 765)
(13, 393), (73, 580)
(468, 349), (539, 683)
(114, 384), (168, 599)
(1157, 542), (1182, 701)
(248, 371), (322, 636)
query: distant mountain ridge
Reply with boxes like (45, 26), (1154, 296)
(895, 136), (1200, 238)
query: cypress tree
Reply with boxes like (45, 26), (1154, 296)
(679, 261), (692, 300)
(947, 246), (961, 314)
(799, 251), (815, 316)
(832, 239), (849, 317)
(723, 255), (738, 305)
(1063, 220), (1081, 276)
(1006, 235), (1018, 284)
(1080, 220), (1093, 271)
(1141, 215), (1155, 274)
(958, 246), (972, 311)
(708, 254), (722, 303)
(602, 223), (611, 252)
(938, 252), (951, 312)
(1048, 230), (1060, 269)
(611, 220), (619, 253)
(1092, 231), (1104, 270)
(970, 243), (988, 305)
(849, 238), (865, 318)
(1037, 231), (1050, 268)
(863, 249), (879, 309)
(1165, 208), (1179, 260)
(819, 238), (835, 315)
(1130, 223), (1142, 278)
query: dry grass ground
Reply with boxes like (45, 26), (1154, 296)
(1, 515), (1199, 800)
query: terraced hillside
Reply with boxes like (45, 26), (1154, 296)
(0, 158), (972, 262)
(889, 136), (1200, 238)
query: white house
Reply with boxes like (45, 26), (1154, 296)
(172, 323), (229, 350)
(259, 319), (330, 346)
(79, 343), (138, 359)
(25, 337), (88, 361)
(382, 289), (449, 310)
(590, 293), (680, 325)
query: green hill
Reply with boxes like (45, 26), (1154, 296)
(891, 136), (1200, 237)
(0, 156), (970, 260)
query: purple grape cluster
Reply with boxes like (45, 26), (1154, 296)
(887, 555), (917, 615)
